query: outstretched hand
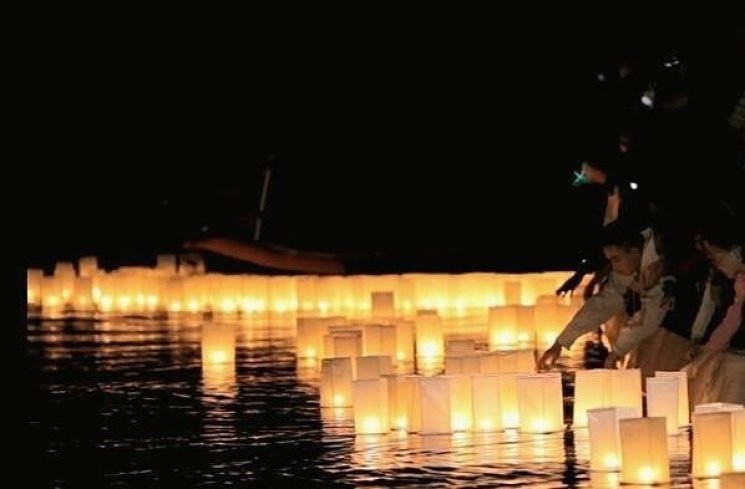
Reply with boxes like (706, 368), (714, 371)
(538, 343), (563, 371)
(556, 271), (585, 297)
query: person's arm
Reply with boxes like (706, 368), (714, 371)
(539, 275), (625, 369)
(556, 276), (626, 348)
(613, 283), (667, 356)
(703, 273), (745, 353)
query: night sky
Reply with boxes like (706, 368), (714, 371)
(25, 29), (745, 273)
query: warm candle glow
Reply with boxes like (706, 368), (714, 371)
(705, 461), (722, 477)
(531, 419), (548, 433)
(734, 453), (745, 472)
(362, 417), (381, 434)
(452, 414), (469, 432)
(638, 466), (655, 484)
(333, 395), (345, 407)
(503, 412), (518, 428)
(208, 350), (231, 365)
(603, 454), (619, 470)
(419, 342), (438, 358)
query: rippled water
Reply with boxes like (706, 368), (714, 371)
(28, 314), (728, 488)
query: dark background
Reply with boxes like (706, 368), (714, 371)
(24, 28), (745, 273)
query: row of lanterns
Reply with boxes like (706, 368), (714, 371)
(27, 257), (578, 320)
(199, 320), (745, 483)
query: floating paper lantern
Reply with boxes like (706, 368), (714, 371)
(472, 374), (504, 432)
(394, 320), (415, 364)
(488, 306), (519, 349)
(201, 324), (236, 392)
(355, 355), (393, 380)
(610, 369), (643, 414)
(479, 350), (534, 374)
(517, 372), (564, 433)
(693, 411), (735, 478)
(587, 407), (641, 471)
(694, 403), (744, 415)
(504, 281), (522, 306)
(27, 269), (43, 306)
(415, 310), (444, 360)
(324, 331), (362, 360)
(156, 254), (178, 275)
(363, 324), (396, 357)
(646, 376), (681, 434)
(445, 355), (481, 375)
(78, 256), (98, 278)
(352, 378), (389, 435)
(655, 371), (690, 426)
(371, 291), (395, 318)
(320, 357), (353, 407)
(447, 375), (473, 432)
(574, 369), (642, 428)
(383, 374), (412, 431)
(446, 339), (476, 356)
(618, 417), (670, 484)
(407, 376), (451, 435)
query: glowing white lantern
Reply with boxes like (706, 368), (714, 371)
(472, 374), (504, 432)
(78, 256), (98, 278)
(488, 306), (519, 349)
(324, 331), (362, 360)
(394, 320), (415, 365)
(320, 357), (353, 407)
(27, 269), (43, 306)
(692, 411), (735, 478)
(587, 407), (641, 471)
(646, 376), (681, 434)
(517, 372), (564, 433)
(504, 281), (522, 306)
(655, 371), (689, 426)
(618, 417), (670, 484)
(363, 324), (396, 357)
(201, 324), (236, 392)
(407, 376), (451, 435)
(296, 317), (327, 359)
(445, 355), (480, 375)
(610, 369), (643, 414)
(352, 378), (389, 435)
(446, 339), (476, 356)
(694, 403), (744, 415)
(371, 291), (395, 318)
(447, 375), (473, 432)
(500, 373), (521, 429)
(355, 355), (393, 380)
(516, 305), (536, 344)
(72, 277), (94, 311)
(156, 254), (178, 276)
(479, 350), (534, 374)
(41, 276), (63, 311)
(415, 310), (444, 360)
(383, 374), (412, 431)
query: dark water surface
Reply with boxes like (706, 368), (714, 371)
(28, 314), (711, 488)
